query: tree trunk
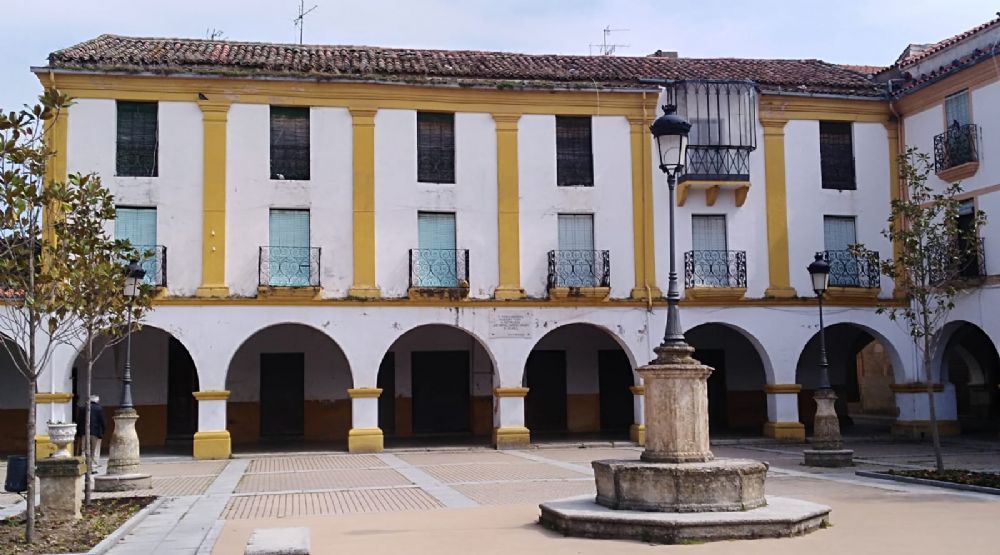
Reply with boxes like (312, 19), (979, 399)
(25, 376), (36, 543)
(924, 334), (945, 472)
(84, 330), (94, 504)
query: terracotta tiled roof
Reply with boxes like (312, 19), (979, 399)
(837, 64), (887, 76)
(44, 35), (884, 97)
(897, 16), (1000, 67)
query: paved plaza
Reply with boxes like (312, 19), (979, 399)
(3, 438), (1000, 553)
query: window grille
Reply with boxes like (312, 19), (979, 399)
(820, 122), (856, 190)
(417, 112), (455, 183)
(270, 107), (310, 180)
(116, 101), (158, 177)
(556, 116), (594, 187)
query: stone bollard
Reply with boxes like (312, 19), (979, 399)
(36, 456), (86, 520)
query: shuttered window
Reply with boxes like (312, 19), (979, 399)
(692, 215), (727, 252)
(557, 214), (595, 287)
(418, 212), (456, 251)
(557, 214), (594, 251)
(116, 101), (158, 177)
(945, 90), (971, 127)
(417, 212), (457, 287)
(270, 107), (310, 180)
(268, 209), (311, 286)
(417, 112), (455, 183)
(823, 216), (857, 251)
(556, 116), (594, 187)
(819, 122), (856, 190)
(115, 207), (157, 283)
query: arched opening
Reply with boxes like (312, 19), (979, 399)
(71, 326), (200, 449)
(0, 337), (29, 454)
(942, 322), (999, 432)
(522, 324), (634, 440)
(796, 323), (898, 434)
(685, 324), (768, 436)
(226, 324), (352, 450)
(376, 324), (494, 445)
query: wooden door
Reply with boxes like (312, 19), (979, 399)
(411, 351), (470, 434)
(166, 337), (199, 439)
(260, 353), (305, 438)
(598, 350), (634, 434)
(525, 350), (568, 432)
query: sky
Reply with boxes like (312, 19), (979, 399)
(1, 0), (996, 109)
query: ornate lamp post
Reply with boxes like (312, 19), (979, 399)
(803, 253), (854, 467)
(94, 261), (152, 491)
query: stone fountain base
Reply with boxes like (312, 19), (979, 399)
(539, 494), (830, 544)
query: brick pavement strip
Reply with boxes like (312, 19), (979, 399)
(235, 467), (410, 493)
(420, 462), (587, 483)
(222, 487), (443, 519)
(246, 454), (386, 473)
(376, 453), (479, 508)
(454, 479), (596, 506)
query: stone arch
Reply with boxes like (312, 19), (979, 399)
(936, 321), (1000, 432)
(0, 335), (30, 454)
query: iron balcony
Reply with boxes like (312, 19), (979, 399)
(684, 250), (747, 289)
(258, 246), (321, 287)
(547, 250), (610, 289)
(409, 248), (469, 288)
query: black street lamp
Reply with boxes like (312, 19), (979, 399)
(807, 253), (831, 391)
(120, 261), (146, 411)
(650, 104), (692, 345)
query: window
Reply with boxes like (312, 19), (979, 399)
(691, 215), (729, 286)
(556, 116), (594, 187)
(417, 112), (455, 183)
(823, 216), (857, 251)
(956, 200), (982, 278)
(945, 90), (971, 127)
(824, 215), (859, 286)
(819, 122), (855, 190)
(268, 209), (311, 286)
(270, 107), (310, 180)
(692, 215), (727, 252)
(115, 207), (157, 284)
(557, 214), (596, 287)
(116, 101), (158, 177)
(416, 212), (458, 287)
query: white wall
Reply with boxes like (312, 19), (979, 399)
(375, 110), (499, 298)
(67, 99), (204, 296)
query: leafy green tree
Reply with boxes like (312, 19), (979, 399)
(853, 147), (986, 472)
(0, 89), (78, 542)
(54, 173), (153, 505)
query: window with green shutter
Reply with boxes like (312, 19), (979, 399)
(116, 101), (158, 177)
(268, 209), (311, 286)
(115, 207), (157, 283)
(270, 107), (310, 180)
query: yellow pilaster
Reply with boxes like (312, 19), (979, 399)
(193, 431), (232, 459)
(196, 101), (231, 298)
(348, 108), (380, 298)
(493, 113), (526, 300)
(761, 118), (796, 298)
(348, 427), (384, 453)
(884, 121), (904, 300)
(35, 435), (57, 460)
(627, 116), (662, 299)
(41, 106), (68, 254)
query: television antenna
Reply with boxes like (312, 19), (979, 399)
(589, 25), (629, 56)
(293, 0), (318, 45)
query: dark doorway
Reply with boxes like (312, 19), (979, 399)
(377, 353), (396, 435)
(525, 350), (568, 432)
(696, 349), (728, 432)
(166, 337), (199, 439)
(598, 350), (633, 434)
(412, 351), (470, 434)
(259, 353), (304, 438)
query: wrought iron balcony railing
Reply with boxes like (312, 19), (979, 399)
(258, 246), (321, 287)
(409, 248), (469, 288)
(958, 238), (987, 279)
(820, 250), (880, 288)
(131, 244), (167, 287)
(684, 250), (747, 288)
(547, 250), (610, 289)
(929, 238), (987, 282)
(679, 146), (752, 183)
(934, 123), (979, 173)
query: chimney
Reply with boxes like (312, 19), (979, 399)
(648, 50), (679, 59)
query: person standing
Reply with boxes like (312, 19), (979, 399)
(76, 395), (106, 473)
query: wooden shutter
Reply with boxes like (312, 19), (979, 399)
(823, 216), (856, 251)
(269, 209), (310, 248)
(115, 207), (157, 247)
(116, 101), (159, 177)
(819, 122), (856, 190)
(556, 116), (594, 187)
(557, 214), (594, 251)
(418, 212), (456, 250)
(270, 107), (311, 180)
(417, 112), (455, 183)
(945, 91), (971, 127)
(692, 215), (727, 251)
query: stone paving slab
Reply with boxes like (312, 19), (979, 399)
(235, 467), (409, 493)
(396, 451), (522, 466)
(247, 454), (385, 473)
(223, 487), (443, 519)
(454, 479), (595, 505)
(421, 462), (587, 483)
(140, 461), (228, 477)
(523, 447), (641, 463)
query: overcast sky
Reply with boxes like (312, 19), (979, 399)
(2, 0), (995, 109)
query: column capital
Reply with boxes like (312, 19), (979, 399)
(348, 387), (383, 399)
(192, 390), (231, 401)
(349, 108), (378, 124)
(626, 115), (652, 128)
(494, 387), (529, 398)
(763, 384), (802, 394)
(628, 385), (645, 395)
(760, 117), (788, 132)
(35, 392), (73, 404)
(492, 113), (522, 129)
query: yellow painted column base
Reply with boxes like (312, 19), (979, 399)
(764, 287), (797, 298)
(347, 286), (381, 299)
(629, 424), (645, 446)
(195, 286), (230, 298)
(891, 420), (961, 438)
(630, 287), (663, 300)
(35, 435), (57, 460)
(762, 421), (806, 442)
(193, 431), (232, 459)
(493, 426), (530, 449)
(348, 427), (384, 453)
(494, 286), (526, 300)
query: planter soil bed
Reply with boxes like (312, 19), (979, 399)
(0, 496), (155, 555)
(856, 469), (1000, 495)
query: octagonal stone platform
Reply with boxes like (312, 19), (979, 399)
(540, 495), (831, 544)
(594, 458), (767, 512)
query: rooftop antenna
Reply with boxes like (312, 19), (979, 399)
(589, 25), (629, 56)
(206, 28), (225, 40)
(293, 0), (318, 45)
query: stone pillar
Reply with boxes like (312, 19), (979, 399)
(638, 344), (713, 464)
(348, 388), (383, 453)
(493, 387), (530, 449)
(193, 390), (232, 460)
(37, 456), (85, 520)
(763, 384), (805, 441)
(890, 382), (961, 437)
(629, 385), (646, 445)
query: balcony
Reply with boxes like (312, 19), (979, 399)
(819, 250), (880, 301)
(934, 123), (979, 182)
(133, 244), (167, 288)
(258, 246), (321, 295)
(683, 250), (746, 301)
(547, 250), (610, 299)
(409, 248), (469, 299)
(930, 238), (987, 284)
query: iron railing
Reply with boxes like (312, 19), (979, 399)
(409, 248), (469, 288)
(930, 238), (987, 282)
(680, 146), (752, 182)
(258, 246), (321, 287)
(820, 250), (880, 288)
(958, 238), (987, 279)
(131, 244), (167, 287)
(684, 250), (747, 288)
(547, 250), (610, 289)
(934, 123), (979, 174)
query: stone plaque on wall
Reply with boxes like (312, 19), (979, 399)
(490, 310), (534, 338)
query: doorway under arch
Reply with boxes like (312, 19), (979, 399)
(0, 337), (30, 454)
(941, 322), (999, 432)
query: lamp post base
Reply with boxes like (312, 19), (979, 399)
(95, 408), (151, 492)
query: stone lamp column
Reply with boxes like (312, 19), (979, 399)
(639, 343), (714, 463)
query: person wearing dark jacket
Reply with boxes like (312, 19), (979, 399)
(76, 395), (106, 473)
